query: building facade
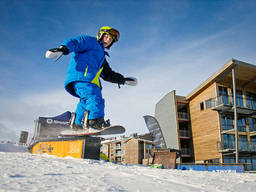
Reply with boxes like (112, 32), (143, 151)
(155, 91), (194, 163)
(101, 133), (153, 164)
(155, 59), (256, 170)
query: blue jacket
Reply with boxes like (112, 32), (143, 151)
(62, 35), (107, 97)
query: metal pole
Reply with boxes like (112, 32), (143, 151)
(232, 67), (239, 163)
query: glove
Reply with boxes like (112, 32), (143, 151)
(45, 45), (69, 61)
(124, 77), (137, 86)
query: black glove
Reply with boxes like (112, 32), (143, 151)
(124, 77), (137, 86)
(48, 45), (69, 55)
(45, 45), (69, 61)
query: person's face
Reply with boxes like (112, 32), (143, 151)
(103, 34), (113, 48)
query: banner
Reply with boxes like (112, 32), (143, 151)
(36, 111), (71, 138)
(143, 115), (167, 149)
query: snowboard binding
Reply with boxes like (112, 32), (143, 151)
(62, 110), (125, 136)
(69, 110), (111, 132)
(69, 111), (89, 130)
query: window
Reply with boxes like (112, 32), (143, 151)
(239, 157), (253, 171)
(205, 158), (219, 163)
(252, 158), (256, 171)
(206, 98), (214, 108)
(249, 118), (256, 132)
(251, 137), (256, 152)
(238, 118), (246, 132)
(223, 134), (235, 150)
(116, 143), (121, 149)
(200, 102), (204, 111)
(232, 89), (244, 107)
(246, 92), (256, 109)
(221, 115), (234, 131)
(239, 135), (249, 151)
(218, 86), (229, 105)
(223, 156), (235, 164)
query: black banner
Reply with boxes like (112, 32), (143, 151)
(36, 111), (71, 138)
(143, 115), (167, 149)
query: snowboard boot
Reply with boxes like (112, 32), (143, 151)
(72, 123), (84, 131)
(87, 117), (110, 132)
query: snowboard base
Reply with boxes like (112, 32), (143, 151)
(60, 125), (125, 136)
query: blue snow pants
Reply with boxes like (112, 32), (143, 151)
(73, 82), (105, 126)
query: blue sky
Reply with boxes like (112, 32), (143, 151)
(0, 0), (256, 142)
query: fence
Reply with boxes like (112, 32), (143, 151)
(177, 163), (245, 173)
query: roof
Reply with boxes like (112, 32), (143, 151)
(186, 59), (256, 100)
(124, 137), (154, 144)
(101, 135), (153, 145)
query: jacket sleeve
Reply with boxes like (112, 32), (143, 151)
(101, 59), (125, 85)
(61, 35), (90, 53)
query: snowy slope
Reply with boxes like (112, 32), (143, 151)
(0, 152), (256, 192)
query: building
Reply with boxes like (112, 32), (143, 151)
(19, 131), (29, 145)
(101, 133), (153, 164)
(155, 91), (194, 163)
(155, 59), (256, 170)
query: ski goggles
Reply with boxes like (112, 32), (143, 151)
(102, 29), (120, 42)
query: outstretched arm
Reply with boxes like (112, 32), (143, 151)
(101, 59), (137, 87)
(101, 59), (125, 84)
(45, 35), (91, 61)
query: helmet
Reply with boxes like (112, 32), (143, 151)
(97, 26), (120, 43)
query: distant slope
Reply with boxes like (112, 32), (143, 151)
(0, 143), (28, 152)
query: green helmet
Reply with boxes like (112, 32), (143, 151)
(96, 26), (120, 43)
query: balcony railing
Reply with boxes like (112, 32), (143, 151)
(179, 130), (191, 138)
(217, 141), (256, 153)
(239, 142), (250, 152)
(221, 124), (247, 132)
(178, 112), (190, 121)
(246, 98), (256, 110)
(250, 124), (256, 132)
(217, 141), (235, 153)
(209, 95), (256, 115)
(222, 124), (234, 131)
(116, 152), (122, 157)
(181, 148), (192, 156)
(251, 142), (256, 151)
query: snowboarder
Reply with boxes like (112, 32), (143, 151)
(45, 26), (137, 132)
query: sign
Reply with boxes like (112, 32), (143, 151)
(36, 111), (71, 138)
(143, 115), (167, 149)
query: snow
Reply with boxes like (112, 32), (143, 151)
(0, 152), (256, 192)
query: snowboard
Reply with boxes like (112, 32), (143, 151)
(60, 125), (125, 136)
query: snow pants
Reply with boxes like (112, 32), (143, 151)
(73, 82), (105, 126)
